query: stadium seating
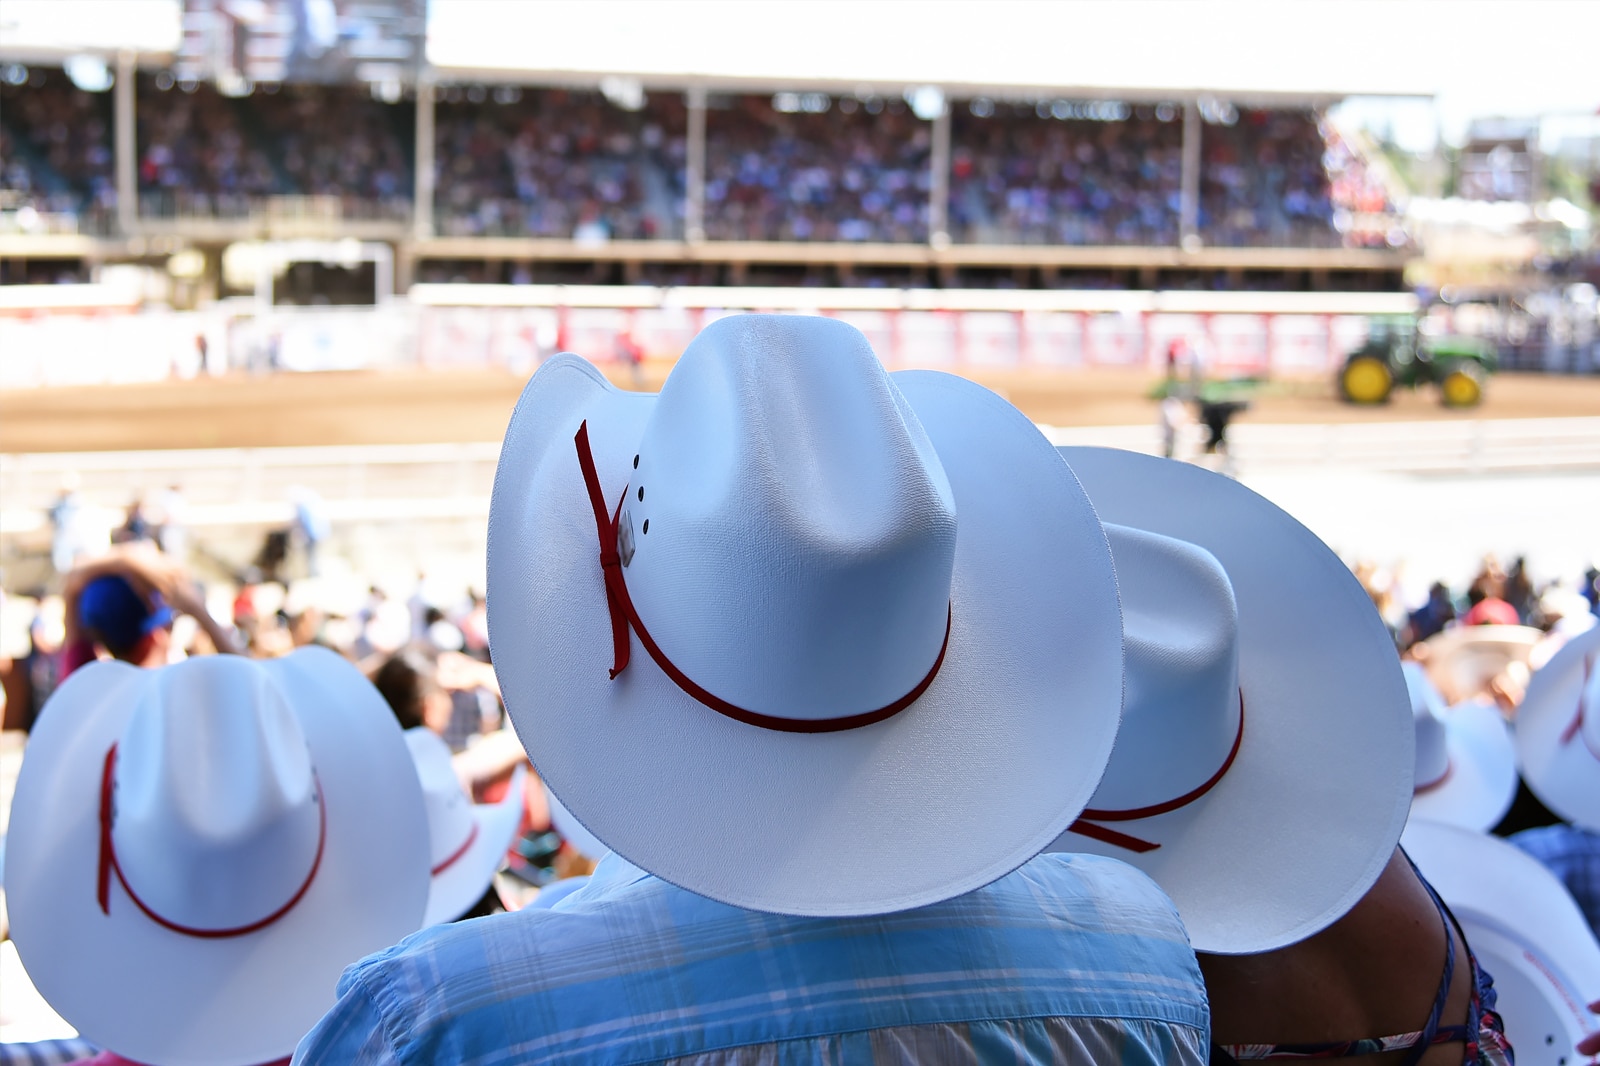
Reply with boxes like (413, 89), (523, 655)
(0, 70), (1404, 252)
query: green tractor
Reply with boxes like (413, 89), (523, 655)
(1339, 315), (1498, 408)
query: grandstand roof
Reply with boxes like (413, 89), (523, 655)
(426, 0), (1436, 103)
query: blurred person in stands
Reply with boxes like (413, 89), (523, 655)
(2, 595), (67, 733)
(1508, 626), (1600, 940)
(111, 496), (155, 546)
(297, 317), (1207, 1064)
(152, 483), (189, 561)
(59, 547), (237, 676)
(1044, 448), (1511, 1066)
(1408, 582), (1458, 647)
(48, 473), (103, 576)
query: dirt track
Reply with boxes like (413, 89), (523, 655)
(4, 364), (1600, 454)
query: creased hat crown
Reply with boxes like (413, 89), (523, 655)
(112, 656), (321, 930)
(619, 315), (957, 720)
(1089, 524), (1241, 810)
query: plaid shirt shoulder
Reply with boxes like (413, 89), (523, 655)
(294, 852), (1208, 1066)
(1510, 823), (1600, 940)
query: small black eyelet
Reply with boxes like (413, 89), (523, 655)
(642, 519), (650, 534)
(637, 486), (644, 501)
(632, 455), (639, 468)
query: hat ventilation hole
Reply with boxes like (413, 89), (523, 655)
(638, 486), (644, 502)
(632, 455), (639, 468)
(642, 520), (649, 534)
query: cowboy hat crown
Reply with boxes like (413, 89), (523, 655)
(1089, 524), (1241, 813)
(604, 313), (956, 723)
(108, 656), (324, 934)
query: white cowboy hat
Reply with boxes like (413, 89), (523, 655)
(487, 314), (1125, 917)
(1516, 624), (1600, 832)
(1404, 661), (1517, 832)
(6, 648), (429, 1066)
(1401, 818), (1600, 1066)
(1046, 448), (1414, 955)
(405, 727), (526, 927)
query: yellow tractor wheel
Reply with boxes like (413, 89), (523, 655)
(1439, 365), (1484, 408)
(1340, 356), (1393, 404)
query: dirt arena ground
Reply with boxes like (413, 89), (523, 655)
(4, 364), (1600, 454)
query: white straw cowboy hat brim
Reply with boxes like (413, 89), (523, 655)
(488, 321), (1124, 917)
(1516, 625), (1600, 831)
(1401, 819), (1600, 1064)
(6, 649), (430, 1066)
(1409, 702), (1517, 832)
(405, 727), (527, 928)
(1048, 448), (1414, 955)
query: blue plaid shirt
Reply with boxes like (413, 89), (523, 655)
(1512, 823), (1600, 939)
(294, 852), (1208, 1065)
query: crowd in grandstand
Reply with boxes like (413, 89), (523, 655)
(0, 68), (1410, 251)
(433, 87), (684, 240)
(951, 102), (1183, 245)
(0, 68), (116, 223)
(703, 95), (930, 243)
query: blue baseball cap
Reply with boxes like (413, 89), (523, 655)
(78, 575), (174, 656)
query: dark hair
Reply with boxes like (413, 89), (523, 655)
(371, 644), (442, 732)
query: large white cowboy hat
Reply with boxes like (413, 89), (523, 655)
(6, 648), (429, 1066)
(1047, 448), (1413, 954)
(487, 314), (1125, 917)
(1401, 818), (1600, 1066)
(405, 727), (526, 927)
(1404, 661), (1517, 832)
(1516, 624), (1600, 831)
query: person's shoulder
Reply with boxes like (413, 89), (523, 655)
(1512, 822), (1600, 862)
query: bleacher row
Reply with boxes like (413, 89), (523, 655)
(0, 68), (1401, 249)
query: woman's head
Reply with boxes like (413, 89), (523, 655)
(372, 644), (451, 733)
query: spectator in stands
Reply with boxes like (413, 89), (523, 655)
(298, 316), (1206, 1065)
(59, 547), (237, 675)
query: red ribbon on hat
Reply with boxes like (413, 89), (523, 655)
(430, 821), (480, 877)
(1558, 650), (1597, 759)
(574, 421), (950, 734)
(1413, 759), (1453, 794)
(97, 744), (326, 938)
(1066, 694), (1246, 854)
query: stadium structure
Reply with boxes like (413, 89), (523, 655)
(3, 0), (1589, 386)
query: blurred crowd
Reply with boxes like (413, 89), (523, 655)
(703, 95), (931, 243)
(1197, 109), (1336, 247)
(0, 69), (116, 220)
(0, 73), (1402, 251)
(1354, 552), (1600, 708)
(951, 103), (1182, 245)
(434, 88), (684, 240)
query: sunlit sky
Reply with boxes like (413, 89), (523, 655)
(2, 0), (1597, 148)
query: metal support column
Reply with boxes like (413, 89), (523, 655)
(115, 51), (137, 235)
(413, 75), (435, 239)
(685, 85), (706, 243)
(1179, 99), (1201, 248)
(929, 99), (951, 246)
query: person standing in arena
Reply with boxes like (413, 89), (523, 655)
(296, 316), (1210, 1065)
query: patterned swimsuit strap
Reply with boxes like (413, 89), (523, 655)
(1219, 851), (1466, 1062)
